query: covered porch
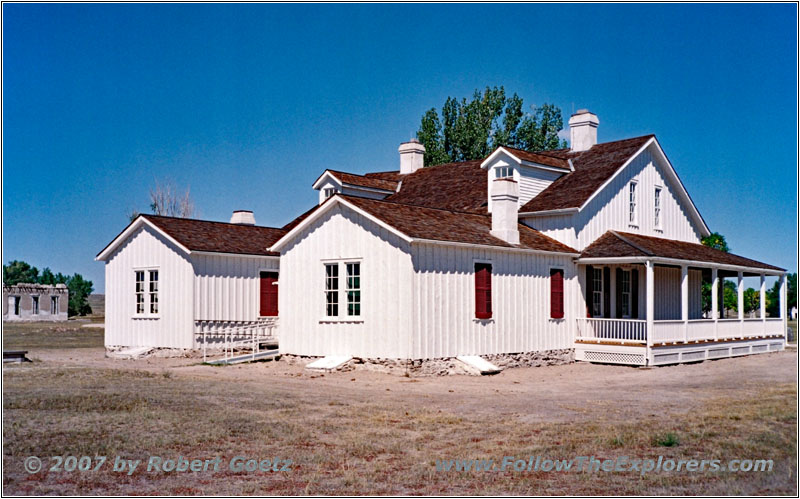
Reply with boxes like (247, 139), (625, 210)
(573, 231), (787, 366)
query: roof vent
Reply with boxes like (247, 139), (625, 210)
(569, 109), (599, 152)
(399, 139), (425, 174)
(230, 210), (255, 225)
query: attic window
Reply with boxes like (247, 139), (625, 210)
(495, 167), (513, 179)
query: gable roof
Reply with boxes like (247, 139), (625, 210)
(382, 160), (489, 214)
(490, 146), (571, 170)
(96, 214), (287, 261)
(520, 135), (654, 213)
(271, 194), (579, 255)
(580, 231), (784, 272)
(313, 169), (399, 192)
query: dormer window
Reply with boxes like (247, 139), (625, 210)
(495, 166), (513, 179)
(323, 187), (336, 199)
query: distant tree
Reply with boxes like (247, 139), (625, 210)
(743, 288), (760, 317)
(3, 260), (39, 285)
(129, 178), (196, 222)
(416, 86), (568, 166)
(766, 272), (797, 317)
(701, 232), (730, 253)
(723, 280), (738, 314)
(700, 233), (730, 315)
(66, 274), (93, 317)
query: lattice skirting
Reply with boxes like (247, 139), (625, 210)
(581, 350), (646, 365)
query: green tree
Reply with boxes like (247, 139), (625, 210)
(700, 233), (730, 315)
(766, 272), (797, 317)
(743, 287), (759, 317)
(66, 274), (93, 317)
(416, 86), (568, 166)
(3, 260), (40, 285)
(700, 232), (730, 252)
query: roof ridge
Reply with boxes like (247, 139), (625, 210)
(609, 230), (655, 256)
(141, 213), (286, 231)
(338, 193), (489, 219)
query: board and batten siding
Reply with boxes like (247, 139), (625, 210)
(523, 144), (703, 251)
(517, 165), (563, 208)
(410, 243), (577, 359)
(104, 225), (194, 349)
(278, 205), (415, 358)
(191, 253), (279, 322)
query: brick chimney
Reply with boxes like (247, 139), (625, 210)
(490, 178), (520, 245)
(569, 109), (599, 152)
(230, 210), (255, 225)
(399, 139), (425, 174)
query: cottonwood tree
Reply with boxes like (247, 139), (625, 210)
(129, 178), (196, 221)
(416, 86), (568, 166)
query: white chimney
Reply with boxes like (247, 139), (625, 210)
(230, 210), (255, 225)
(399, 139), (425, 174)
(490, 178), (520, 245)
(569, 109), (599, 152)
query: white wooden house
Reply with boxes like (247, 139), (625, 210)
(97, 110), (788, 366)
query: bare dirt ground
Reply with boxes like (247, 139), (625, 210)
(3, 322), (797, 495)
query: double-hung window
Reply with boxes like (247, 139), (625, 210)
(592, 268), (604, 317)
(628, 181), (638, 226)
(654, 187), (662, 229)
(620, 270), (631, 318)
(324, 261), (361, 318)
(135, 269), (159, 315)
(325, 264), (339, 317)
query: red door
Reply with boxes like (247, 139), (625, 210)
(260, 272), (278, 316)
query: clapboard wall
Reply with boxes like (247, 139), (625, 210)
(523, 144), (704, 250)
(104, 225), (194, 349)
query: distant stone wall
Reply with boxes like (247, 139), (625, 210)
(2, 283), (69, 322)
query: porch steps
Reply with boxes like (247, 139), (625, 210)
(206, 349), (281, 365)
(305, 356), (352, 371)
(457, 356), (501, 375)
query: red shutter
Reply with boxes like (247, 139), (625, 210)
(550, 268), (564, 319)
(475, 263), (492, 319)
(260, 272), (279, 316)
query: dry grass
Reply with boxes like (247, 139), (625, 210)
(2, 321), (103, 350)
(2, 321), (797, 495)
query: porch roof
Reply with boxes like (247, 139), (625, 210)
(577, 231), (784, 274)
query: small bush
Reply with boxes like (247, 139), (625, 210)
(653, 432), (679, 447)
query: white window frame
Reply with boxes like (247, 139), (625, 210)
(495, 166), (513, 179)
(628, 180), (638, 227)
(134, 267), (160, 318)
(323, 187), (336, 199)
(321, 259), (363, 322)
(345, 262), (361, 317)
(654, 186), (663, 230)
(592, 268), (604, 317)
(324, 262), (339, 318)
(620, 269), (632, 318)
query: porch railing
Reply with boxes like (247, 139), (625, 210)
(578, 317), (785, 345)
(576, 318), (647, 343)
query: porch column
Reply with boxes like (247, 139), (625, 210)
(780, 273), (787, 341)
(760, 274), (766, 321)
(711, 267), (719, 340)
(737, 271), (744, 338)
(681, 264), (689, 342)
(646, 260), (654, 351)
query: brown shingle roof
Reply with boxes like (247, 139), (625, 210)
(321, 170), (399, 191)
(382, 160), (489, 214)
(520, 135), (654, 212)
(340, 195), (578, 253)
(581, 231), (783, 271)
(501, 146), (571, 170)
(127, 215), (286, 257)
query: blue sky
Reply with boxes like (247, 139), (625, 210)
(3, 3), (797, 292)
